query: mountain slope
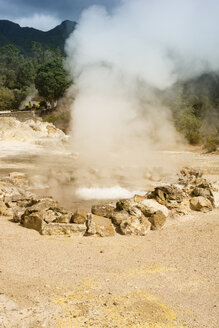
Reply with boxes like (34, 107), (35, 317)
(0, 20), (76, 54)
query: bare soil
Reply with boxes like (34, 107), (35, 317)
(0, 149), (218, 328)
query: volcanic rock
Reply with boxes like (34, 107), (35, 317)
(0, 200), (13, 216)
(41, 223), (86, 236)
(120, 216), (151, 236)
(111, 211), (131, 226)
(86, 214), (115, 237)
(190, 196), (213, 212)
(133, 194), (146, 203)
(116, 199), (137, 212)
(0, 117), (68, 146)
(24, 198), (58, 213)
(147, 185), (185, 208)
(72, 209), (87, 224)
(191, 187), (214, 206)
(8, 172), (28, 187)
(55, 210), (73, 224)
(148, 210), (167, 230)
(91, 204), (116, 218)
(22, 212), (44, 232)
(138, 199), (169, 217)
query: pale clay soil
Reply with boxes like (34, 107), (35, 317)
(0, 147), (219, 328)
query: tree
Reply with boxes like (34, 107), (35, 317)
(34, 57), (70, 107)
(0, 44), (35, 109)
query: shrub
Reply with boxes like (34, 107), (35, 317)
(203, 137), (218, 153)
(42, 111), (71, 133)
(0, 87), (14, 110)
(175, 109), (202, 144)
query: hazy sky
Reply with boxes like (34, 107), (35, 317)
(0, 0), (119, 30)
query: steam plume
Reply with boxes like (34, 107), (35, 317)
(65, 0), (219, 182)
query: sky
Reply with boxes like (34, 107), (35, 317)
(0, 0), (119, 31)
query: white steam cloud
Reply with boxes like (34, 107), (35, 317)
(65, 0), (219, 184)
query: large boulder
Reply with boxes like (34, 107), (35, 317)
(86, 214), (115, 237)
(190, 196), (213, 212)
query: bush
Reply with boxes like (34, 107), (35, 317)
(175, 109), (202, 144)
(42, 111), (71, 133)
(203, 137), (218, 153)
(0, 87), (14, 110)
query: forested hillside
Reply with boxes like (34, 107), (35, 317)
(0, 20), (76, 55)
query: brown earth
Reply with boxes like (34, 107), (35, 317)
(0, 148), (218, 328)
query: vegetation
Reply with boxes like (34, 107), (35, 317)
(0, 21), (218, 150)
(35, 56), (71, 107)
(203, 137), (218, 153)
(0, 43), (70, 110)
(175, 109), (202, 144)
(164, 77), (219, 150)
(0, 20), (76, 55)
(42, 111), (71, 133)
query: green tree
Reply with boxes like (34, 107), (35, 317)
(31, 42), (56, 69)
(34, 57), (70, 107)
(0, 44), (35, 108)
